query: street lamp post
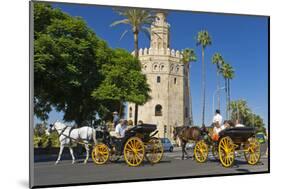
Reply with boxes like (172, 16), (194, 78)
(212, 87), (226, 115)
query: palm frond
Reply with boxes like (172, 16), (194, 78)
(196, 30), (212, 48)
(110, 19), (130, 27)
(111, 8), (156, 41)
(119, 30), (129, 41)
(182, 48), (197, 64)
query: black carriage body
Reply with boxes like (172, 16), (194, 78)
(117, 124), (157, 151)
(100, 124), (157, 154)
(219, 127), (256, 144)
(124, 124), (157, 142)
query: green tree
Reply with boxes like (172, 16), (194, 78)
(230, 100), (266, 134)
(212, 53), (224, 110)
(33, 123), (49, 148)
(230, 100), (251, 124)
(196, 30), (212, 126)
(34, 3), (108, 125)
(181, 48), (197, 125)
(34, 3), (150, 125)
(92, 49), (151, 115)
(111, 8), (155, 125)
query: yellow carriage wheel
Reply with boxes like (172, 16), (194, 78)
(145, 138), (164, 164)
(218, 137), (235, 167)
(124, 137), (145, 167)
(194, 140), (209, 163)
(92, 143), (109, 165)
(244, 137), (261, 165)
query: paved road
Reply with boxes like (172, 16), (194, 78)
(33, 143), (268, 187)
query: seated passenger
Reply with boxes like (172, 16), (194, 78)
(137, 120), (144, 125)
(115, 119), (128, 138)
(127, 119), (135, 130)
(221, 120), (231, 130)
(235, 119), (245, 127)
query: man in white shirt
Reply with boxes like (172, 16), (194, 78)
(212, 109), (223, 141)
(212, 109), (223, 126)
(115, 119), (128, 138)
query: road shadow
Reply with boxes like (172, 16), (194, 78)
(235, 168), (250, 173)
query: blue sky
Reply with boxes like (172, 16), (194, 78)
(35, 3), (269, 127)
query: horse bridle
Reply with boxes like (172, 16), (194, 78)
(49, 123), (69, 137)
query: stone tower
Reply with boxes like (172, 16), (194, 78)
(127, 12), (190, 140)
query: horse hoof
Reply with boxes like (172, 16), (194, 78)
(83, 161), (87, 164)
(72, 161), (75, 164)
(55, 161), (59, 165)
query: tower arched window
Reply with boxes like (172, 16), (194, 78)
(155, 104), (162, 116)
(143, 64), (147, 70)
(174, 77), (177, 84)
(129, 107), (132, 118)
(154, 64), (158, 70)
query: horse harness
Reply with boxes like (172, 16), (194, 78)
(57, 126), (76, 144)
(56, 126), (92, 145)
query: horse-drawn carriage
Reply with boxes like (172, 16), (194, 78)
(194, 127), (261, 167)
(92, 124), (164, 166)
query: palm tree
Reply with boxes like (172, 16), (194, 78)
(111, 8), (155, 125)
(212, 53), (224, 110)
(220, 63), (235, 119)
(227, 65), (234, 119)
(182, 48), (197, 125)
(196, 30), (212, 126)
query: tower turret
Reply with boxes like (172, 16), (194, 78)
(150, 12), (170, 50)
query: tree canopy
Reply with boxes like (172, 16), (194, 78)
(230, 100), (266, 133)
(34, 3), (150, 125)
(92, 49), (151, 105)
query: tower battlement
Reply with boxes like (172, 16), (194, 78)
(132, 48), (183, 59)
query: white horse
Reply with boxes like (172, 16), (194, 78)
(47, 121), (97, 165)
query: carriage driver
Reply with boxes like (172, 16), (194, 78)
(115, 119), (128, 138)
(213, 109), (223, 126)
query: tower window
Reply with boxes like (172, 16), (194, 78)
(174, 78), (177, 84)
(143, 64), (147, 70)
(129, 107), (132, 118)
(155, 104), (162, 116)
(185, 107), (188, 118)
(157, 76), (161, 83)
(154, 64), (158, 70)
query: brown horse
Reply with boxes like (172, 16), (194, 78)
(173, 126), (202, 160)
